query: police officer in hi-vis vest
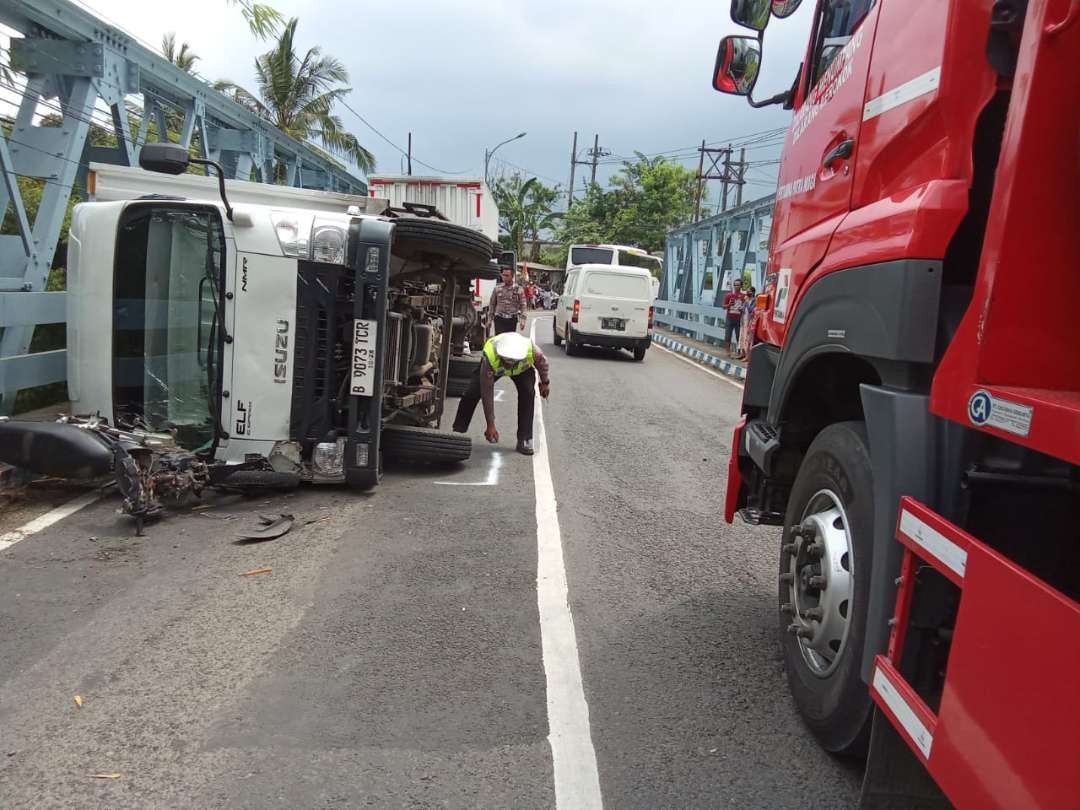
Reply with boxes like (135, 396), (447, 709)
(452, 332), (551, 455)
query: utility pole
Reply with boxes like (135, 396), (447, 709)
(568, 131), (578, 205)
(407, 132), (412, 176)
(568, 131), (610, 204)
(695, 141), (748, 220)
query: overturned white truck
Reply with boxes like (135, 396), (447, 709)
(0, 144), (499, 530)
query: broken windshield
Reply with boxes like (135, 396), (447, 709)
(113, 205), (225, 451)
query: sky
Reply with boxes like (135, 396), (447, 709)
(77, 0), (814, 210)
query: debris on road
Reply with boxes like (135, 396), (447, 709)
(236, 514), (294, 542)
(240, 567), (272, 577)
(91, 773), (121, 779)
(73, 695), (83, 708)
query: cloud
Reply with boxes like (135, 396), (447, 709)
(82, 0), (813, 200)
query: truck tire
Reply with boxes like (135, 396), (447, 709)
(381, 424), (471, 465)
(449, 355), (481, 377)
(213, 469), (301, 493)
(779, 420), (874, 756)
(446, 375), (472, 398)
(391, 217), (495, 268)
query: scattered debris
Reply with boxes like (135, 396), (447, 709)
(304, 516), (331, 526)
(74, 695), (83, 708)
(190, 504), (214, 512)
(92, 773), (121, 779)
(240, 567), (272, 577)
(236, 513), (294, 542)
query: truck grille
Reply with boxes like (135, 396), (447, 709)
(291, 262), (355, 441)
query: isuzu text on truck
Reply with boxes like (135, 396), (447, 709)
(0, 145), (499, 531)
(714, 0), (1078, 807)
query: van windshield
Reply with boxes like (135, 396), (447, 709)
(584, 272), (650, 299)
(571, 246), (614, 265)
(113, 205), (225, 451)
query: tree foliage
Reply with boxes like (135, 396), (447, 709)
(556, 153), (697, 258)
(161, 33), (199, 73)
(215, 18), (375, 174)
(492, 174), (561, 261)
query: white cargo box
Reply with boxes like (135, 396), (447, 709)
(367, 175), (498, 241)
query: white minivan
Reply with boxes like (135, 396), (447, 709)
(554, 264), (654, 361)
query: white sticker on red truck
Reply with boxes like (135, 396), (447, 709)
(967, 389), (1033, 437)
(772, 268), (792, 324)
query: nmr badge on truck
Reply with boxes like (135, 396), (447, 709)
(350, 319), (378, 396)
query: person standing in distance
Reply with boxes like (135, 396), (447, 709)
(452, 331), (550, 455)
(490, 267), (526, 334)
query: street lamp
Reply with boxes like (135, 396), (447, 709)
(484, 132), (527, 186)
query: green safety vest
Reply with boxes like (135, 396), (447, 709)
(483, 335), (535, 377)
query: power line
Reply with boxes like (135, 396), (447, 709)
(335, 97), (466, 176)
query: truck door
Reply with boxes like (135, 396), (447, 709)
(766, 0), (880, 338)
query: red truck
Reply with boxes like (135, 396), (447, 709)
(715, 0), (1079, 806)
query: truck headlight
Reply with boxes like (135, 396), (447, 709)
(311, 218), (348, 265)
(313, 438), (346, 475)
(271, 211), (313, 258)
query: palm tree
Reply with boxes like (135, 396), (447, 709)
(215, 18), (375, 174)
(161, 33), (199, 73)
(494, 175), (562, 259)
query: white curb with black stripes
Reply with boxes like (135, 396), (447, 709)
(651, 333), (747, 380)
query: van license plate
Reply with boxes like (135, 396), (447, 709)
(602, 318), (625, 331)
(350, 319), (378, 396)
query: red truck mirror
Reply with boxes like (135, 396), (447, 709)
(730, 0), (771, 31)
(713, 36), (762, 97)
(771, 0), (803, 18)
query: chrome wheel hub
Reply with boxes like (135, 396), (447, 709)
(781, 489), (854, 678)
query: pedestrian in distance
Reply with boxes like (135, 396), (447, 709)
(490, 267), (527, 334)
(722, 278), (746, 357)
(452, 331), (551, 456)
(735, 285), (757, 361)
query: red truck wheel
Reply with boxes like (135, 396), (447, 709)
(779, 421), (874, 756)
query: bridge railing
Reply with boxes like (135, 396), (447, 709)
(653, 300), (732, 348)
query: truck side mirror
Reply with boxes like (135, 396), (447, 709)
(498, 250), (517, 269)
(771, 0), (804, 17)
(730, 0), (771, 31)
(713, 36), (762, 97)
(139, 143), (190, 175)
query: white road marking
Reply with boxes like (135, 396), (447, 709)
(433, 450), (503, 487)
(0, 488), (105, 552)
(530, 317), (604, 809)
(653, 343), (746, 390)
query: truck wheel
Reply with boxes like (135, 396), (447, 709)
(391, 217), (495, 268)
(449, 355), (481, 377)
(446, 375), (471, 398)
(553, 325), (563, 347)
(779, 421), (874, 756)
(632, 344), (647, 362)
(381, 425), (471, 465)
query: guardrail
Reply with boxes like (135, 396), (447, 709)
(652, 300), (731, 348)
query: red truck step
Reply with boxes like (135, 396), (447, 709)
(872, 497), (1080, 809)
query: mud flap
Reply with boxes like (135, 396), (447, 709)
(858, 708), (951, 810)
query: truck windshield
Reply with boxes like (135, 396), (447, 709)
(113, 205), (225, 452)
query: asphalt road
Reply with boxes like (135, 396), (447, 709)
(0, 314), (861, 809)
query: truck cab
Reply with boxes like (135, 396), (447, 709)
(53, 152), (496, 501)
(714, 0), (1080, 805)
